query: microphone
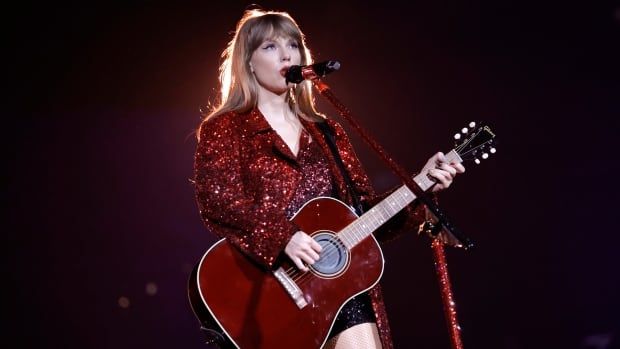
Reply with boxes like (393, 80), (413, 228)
(285, 60), (341, 84)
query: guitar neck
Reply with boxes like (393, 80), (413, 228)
(338, 150), (461, 249)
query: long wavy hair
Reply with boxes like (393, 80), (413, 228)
(199, 9), (324, 136)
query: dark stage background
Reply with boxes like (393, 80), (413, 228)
(7, 1), (619, 348)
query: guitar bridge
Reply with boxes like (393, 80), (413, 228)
(273, 267), (308, 309)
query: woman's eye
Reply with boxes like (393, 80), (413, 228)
(289, 42), (299, 49)
(263, 43), (276, 50)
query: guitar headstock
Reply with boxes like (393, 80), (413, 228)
(453, 121), (497, 164)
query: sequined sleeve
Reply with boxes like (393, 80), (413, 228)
(328, 120), (427, 243)
(193, 115), (297, 270)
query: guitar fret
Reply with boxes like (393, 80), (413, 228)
(369, 209), (381, 227)
(376, 207), (388, 222)
(341, 227), (354, 249)
(353, 226), (361, 244)
(365, 213), (379, 230)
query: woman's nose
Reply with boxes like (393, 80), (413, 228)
(281, 51), (291, 62)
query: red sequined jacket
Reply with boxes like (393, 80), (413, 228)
(194, 108), (427, 348)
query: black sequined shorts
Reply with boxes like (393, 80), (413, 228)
(327, 291), (376, 339)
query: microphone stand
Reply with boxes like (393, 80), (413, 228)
(309, 77), (467, 349)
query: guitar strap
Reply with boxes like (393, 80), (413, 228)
(317, 121), (365, 216)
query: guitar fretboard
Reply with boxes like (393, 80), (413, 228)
(338, 150), (460, 249)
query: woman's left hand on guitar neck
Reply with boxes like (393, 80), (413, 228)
(421, 152), (466, 193)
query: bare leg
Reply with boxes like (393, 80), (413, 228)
(324, 323), (382, 349)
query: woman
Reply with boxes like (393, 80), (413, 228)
(193, 9), (464, 349)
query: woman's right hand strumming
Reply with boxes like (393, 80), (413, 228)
(284, 231), (323, 271)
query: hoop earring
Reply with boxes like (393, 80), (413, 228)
(288, 86), (297, 105)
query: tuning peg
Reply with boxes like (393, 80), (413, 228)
(454, 133), (461, 140)
(474, 158), (481, 164)
(490, 147), (496, 154)
(482, 153), (489, 159)
(461, 127), (468, 134)
(469, 121), (476, 128)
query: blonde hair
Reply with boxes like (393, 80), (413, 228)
(199, 9), (324, 135)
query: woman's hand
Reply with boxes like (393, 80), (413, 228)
(284, 231), (322, 271)
(421, 152), (466, 193)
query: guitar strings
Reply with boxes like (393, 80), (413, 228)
(286, 205), (390, 282)
(288, 229), (364, 284)
(289, 151), (470, 282)
(285, 128), (492, 284)
(286, 183), (418, 282)
(284, 212), (370, 279)
(287, 234), (349, 283)
(288, 208), (394, 284)
(290, 202), (402, 285)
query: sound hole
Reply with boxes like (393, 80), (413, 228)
(310, 232), (348, 277)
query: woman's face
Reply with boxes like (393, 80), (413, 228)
(250, 36), (301, 95)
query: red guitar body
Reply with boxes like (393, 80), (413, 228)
(188, 197), (384, 349)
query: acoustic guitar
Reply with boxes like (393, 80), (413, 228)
(188, 122), (496, 348)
